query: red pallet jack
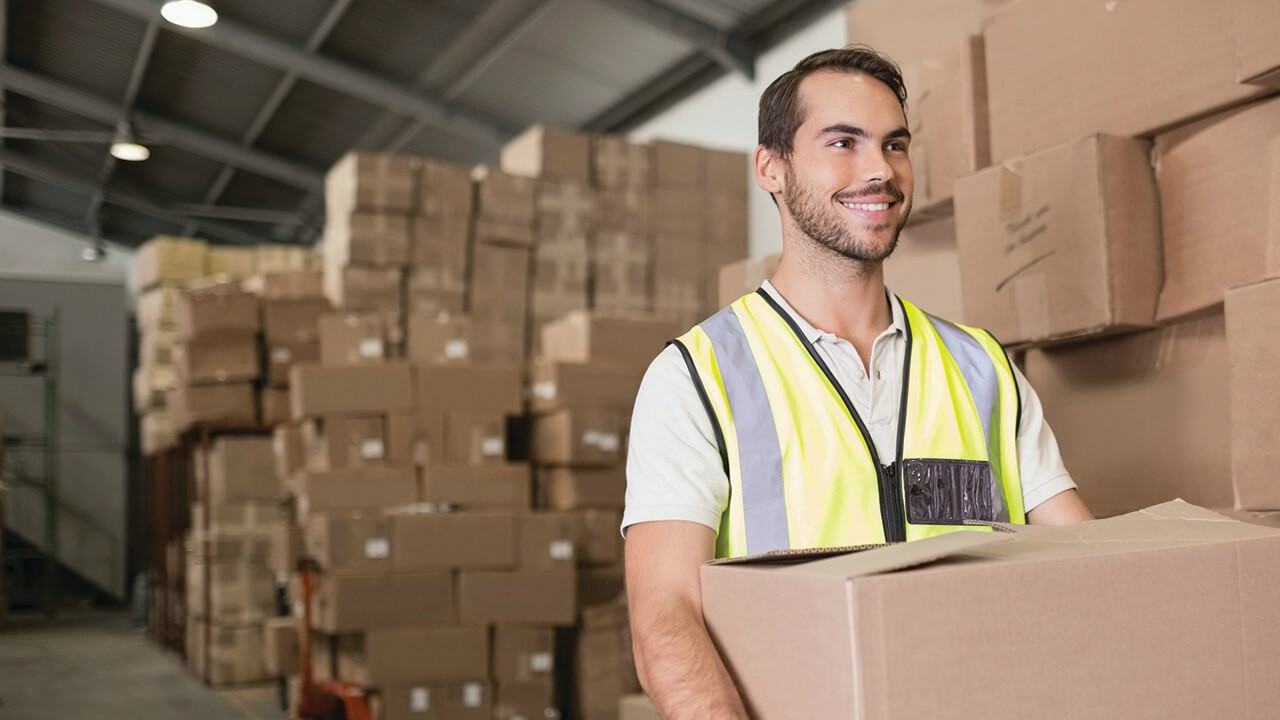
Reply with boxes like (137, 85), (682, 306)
(294, 557), (373, 720)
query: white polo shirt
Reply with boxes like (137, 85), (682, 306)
(622, 280), (1076, 535)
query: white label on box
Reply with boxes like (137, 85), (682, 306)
(529, 651), (553, 673)
(549, 539), (574, 560)
(583, 431), (620, 453)
(444, 338), (469, 360)
(364, 537), (390, 559)
(360, 438), (385, 459)
(480, 436), (504, 457)
(532, 381), (557, 400)
(410, 687), (430, 712)
(462, 683), (484, 708)
(273, 434), (284, 456)
(358, 338), (383, 358)
(270, 347), (292, 364)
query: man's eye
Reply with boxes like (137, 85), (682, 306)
(832, 138), (852, 149)
(887, 141), (908, 153)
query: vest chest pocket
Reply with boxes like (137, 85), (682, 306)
(904, 458), (997, 525)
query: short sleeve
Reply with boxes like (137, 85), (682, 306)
(1013, 363), (1078, 511)
(621, 344), (730, 537)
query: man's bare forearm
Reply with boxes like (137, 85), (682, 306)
(633, 595), (749, 720)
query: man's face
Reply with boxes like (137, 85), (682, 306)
(778, 70), (914, 263)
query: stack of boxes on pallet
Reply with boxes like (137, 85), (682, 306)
(834, 0), (1280, 522)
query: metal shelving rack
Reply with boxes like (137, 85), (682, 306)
(0, 308), (61, 618)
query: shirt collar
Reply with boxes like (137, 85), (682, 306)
(759, 279), (906, 345)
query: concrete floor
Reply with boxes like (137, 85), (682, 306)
(0, 611), (287, 720)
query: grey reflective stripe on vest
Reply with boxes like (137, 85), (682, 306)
(920, 311), (1009, 521)
(700, 306), (790, 554)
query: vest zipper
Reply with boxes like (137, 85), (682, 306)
(887, 296), (913, 543)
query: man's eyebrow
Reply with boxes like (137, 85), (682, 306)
(885, 127), (912, 141)
(818, 124), (869, 139)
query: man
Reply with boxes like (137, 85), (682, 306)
(622, 46), (1094, 719)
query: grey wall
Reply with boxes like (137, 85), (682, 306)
(0, 210), (132, 599)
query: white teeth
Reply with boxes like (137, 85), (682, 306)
(842, 201), (891, 212)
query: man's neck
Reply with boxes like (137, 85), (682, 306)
(770, 242), (893, 362)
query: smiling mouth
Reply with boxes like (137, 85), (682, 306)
(838, 200), (894, 212)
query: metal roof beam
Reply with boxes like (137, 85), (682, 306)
(0, 64), (323, 191)
(87, 0), (519, 147)
(594, 0), (754, 79)
(0, 149), (267, 245)
(0, 0), (8, 201)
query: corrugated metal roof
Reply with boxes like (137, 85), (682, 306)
(655, 0), (778, 30)
(208, 0), (337, 45)
(7, 0), (144, 100)
(3, 174), (90, 220)
(254, 79), (386, 168)
(217, 171), (308, 214)
(321, 0), (488, 83)
(111, 143), (225, 204)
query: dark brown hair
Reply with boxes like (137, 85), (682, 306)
(758, 45), (907, 159)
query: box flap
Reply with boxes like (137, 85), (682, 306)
(707, 543), (887, 567)
(775, 529), (1012, 578)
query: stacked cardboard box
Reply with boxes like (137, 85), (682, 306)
(259, 272), (331, 426)
(649, 141), (707, 328)
(185, 436), (284, 685)
(590, 136), (653, 317)
(167, 281), (261, 431)
(471, 167), (536, 364)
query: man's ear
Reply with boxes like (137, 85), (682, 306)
(754, 145), (785, 196)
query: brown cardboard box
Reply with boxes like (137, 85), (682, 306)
(168, 382), (256, 429)
(593, 136), (650, 191)
(175, 287), (260, 340)
(134, 364), (177, 411)
(456, 569), (576, 625)
(527, 362), (646, 413)
(141, 410), (177, 455)
(268, 523), (304, 576)
(136, 286), (182, 331)
(535, 178), (594, 237)
(704, 241), (747, 312)
(208, 247), (256, 278)
(416, 365), (524, 415)
(426, 409), (509, 466)
(322, 264), (402, 314)
(420, 464), (532, 512)
(186, 558), (276, 623)
(530, 234), (591, 327)
(190, 531), (272, 563)
(718, 254), (780, 308)
(418, 159), (474, 221)
(338, 625), (489, 685)
(517, 513), (576, 571)
(264, 616), (299, 677)
(387, 508), (517, 572)
(294, 466), (418, 517)
(595, 189), (648, 232)
(386, 411), (418, 466)
(304, 513), (392, 575)
(326, 152), (417, 215)
(205, 436), (278, 504)
(289, 363), (414, 419)
(242, 270), (323, 300)
(208, 623), (270, 685)
(273, 424), (304, 481)
(537, 466), (625, 511)
(884, 217), (967, 322)
(376, 683), (492, 720)
(578, 566), (625, 608)
(501, 125), (591, 183)
(540, 311), (679, 367)
(302, 415), (386, 471)
(407, 271), (467, 318)
(475, 167), (536, 225)
(308, 572), (454, 633)
(569, 509), (623, 566)
(591, 231), (652, 315)
(619, 695), (661, 720)
(198, 499), (281, 534)
(493, 681), (555, 720)
(703, 148), (750, 197)
(650, 188), (701, 234)
(844, 0), (1011, 66)
(1235, 0), (1280, 86)
(139, 328), (178, 368)
(1224, 280), (1280, 511)
(135, 235), (208, 290)
(186, 615), (206, 679)
(984, 0), (1270, 163)
(173, 333), (259, 385)
(1153, 97), (1280, 322)
(469, 242), (531, 364)
(954, 134), (1161, 346)
(650, 140), (703, 188)
(260, 387), (291, 425)
(263, 299), (331, 344)
(531, 409), (625, 467)
(408, 313), (473, 365)
(409, 217), (468, 281)
(319, 313), (387, 366)
(1024, 313), (1231, 519)
(474, 218), (535, 248)
(492, 626), (555, 683)
(1215, 508), (1280, 529)
(702, 192), (749, 249)
(255, 245), (312, 273)
(326, 212), (412, 267)
(701, 502), (1280, 719)
(653, 237), (705, 329)
(266, 341), (320, 386)
(577, 597), (640, 719)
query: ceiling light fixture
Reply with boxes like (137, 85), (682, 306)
(160, 0), (218, 29)
(109, 140), (150, 162)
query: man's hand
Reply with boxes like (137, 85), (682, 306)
(625, 520), (749, 720)
(1027, 488), (1094, 526)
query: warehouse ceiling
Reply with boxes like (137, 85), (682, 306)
(0, 0), (846, 250)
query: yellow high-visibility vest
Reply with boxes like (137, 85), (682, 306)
(673, 289), (1026, 559)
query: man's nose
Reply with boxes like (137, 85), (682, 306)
(859, 147), (894, 185)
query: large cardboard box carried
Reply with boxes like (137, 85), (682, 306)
(1025, 313), (1231, 518)
(173, 333), (259, 385)
(1225, 279), (1280, 511)
(294, 466), (417, 517)
(984, 0), (1271, 163)
(502, 125), (591, 183)
(541, 311), (680, 367)
(701, 502), (1280, 719)
(167, 382), (256, 429)
(884, 217), (967, 322)
(387, 507), (517, 573)
(1234, 0), (1280, 87)
(845, 0), (1012, 66)
(593, 136), (650, 191)
(205, 436), (278, 504)
(531, 409), (626, 467)
(289, 362), (414, 419)
(375, 683), (492, 720)
(325, 152), (417, 216)
(175, 287), (260, 340)
(303, 572), (455, 634)
(135, 235), (208, 290)
(456, 569), (576, 625)
(954, 134), (1161, 346)
(419, 464), (532, 512)
(418, 159), (474, 221)
(337, 625), (489, 685)
(1153, 96), (1280, 322)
